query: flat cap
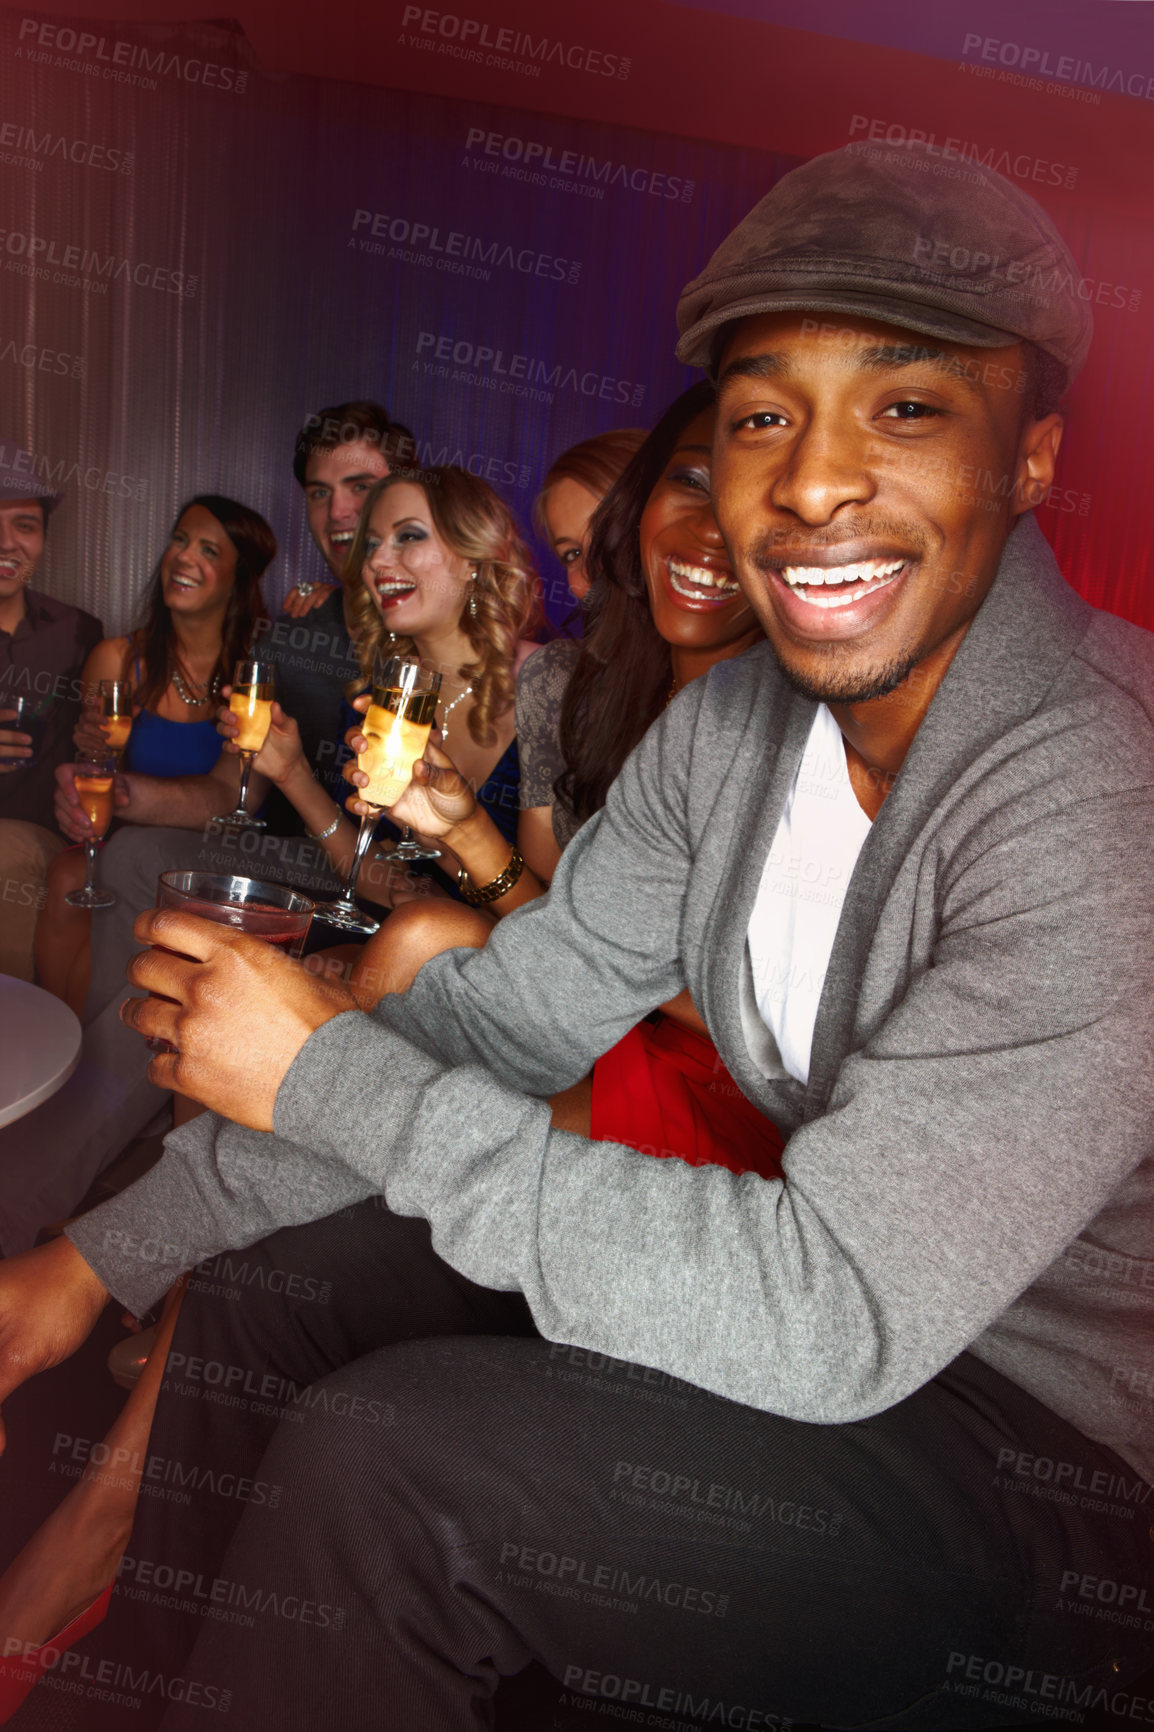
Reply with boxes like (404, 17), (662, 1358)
(676, 141), (1092, 384)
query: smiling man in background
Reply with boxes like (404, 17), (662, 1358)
(3, 145), (1154, 1730)
(0, 454), (101, 983)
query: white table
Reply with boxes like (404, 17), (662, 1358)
(0, 976), (82, 1128)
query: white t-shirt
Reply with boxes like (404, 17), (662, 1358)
(747, 705), (872, 1085)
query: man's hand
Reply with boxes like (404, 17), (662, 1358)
(54, 761), (131, 841)
(0, 709), (32, 774)
(120, 910), (356, 1128)
(0, 1237), (110, 1454)
(281, 582), (338, 620)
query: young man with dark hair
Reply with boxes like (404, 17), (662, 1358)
(289, 399), (415, 590)
(4, 148), (1154, 1728)
(0, 450), (101, 980)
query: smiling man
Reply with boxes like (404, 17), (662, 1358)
(0, 451), (101, 981)
(3, 146), (1154, 1730)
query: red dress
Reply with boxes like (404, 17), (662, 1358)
(590, 1014), (786, 1181)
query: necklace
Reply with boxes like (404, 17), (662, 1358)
(440, 684), (474, 741)
(665, 674), (680, 709)
(171, 664), (222, 707)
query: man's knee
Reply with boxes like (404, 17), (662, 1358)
(0, 818), (63, 876)
(0, 821), (62, 979)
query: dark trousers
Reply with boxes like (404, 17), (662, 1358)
(83, 1199), (1154, 1731)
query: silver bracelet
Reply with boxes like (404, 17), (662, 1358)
(305, 811), (341, 841)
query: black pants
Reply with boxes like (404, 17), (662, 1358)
(79, 1200), (1154, 1731)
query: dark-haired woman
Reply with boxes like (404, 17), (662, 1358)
(347, 382), (781, 1178)
(35, 495), (274, 1014)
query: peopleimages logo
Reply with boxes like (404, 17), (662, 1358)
(352, 208), (580, 285)
(961, 31), (1154, 100)
(415, 329), (646, 409)
(0, 120), (132, 175)
(463, 128), (694, 204)
(1, 335), (84, 379)
(399, 6), (630, 80)
(15, 17), (249, 94)
(0, 227), (197, 298)
(847, 116), (1076, 190)
(911, 235), (1141, 314)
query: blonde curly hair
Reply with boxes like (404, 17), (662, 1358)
(341, 467), (543, 747)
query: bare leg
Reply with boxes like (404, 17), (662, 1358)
(349, 901), (494, 1006)
(548, 1075), (593, 1135)
(34, 848), (93, 1015)
(0, 1280), (186, 1650)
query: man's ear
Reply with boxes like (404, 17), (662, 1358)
(1013, 413), (1064, 515)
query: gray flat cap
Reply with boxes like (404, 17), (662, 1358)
(677, 141), (1093, 384)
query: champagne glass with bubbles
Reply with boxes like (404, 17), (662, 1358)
(65, 748), (117, 909)
(218, 658), (274, 829)
(322, 655), (441, 935)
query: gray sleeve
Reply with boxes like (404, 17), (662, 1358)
(71, 744), (1154, 1419)
(66, 689), (1154, 1424)
(515, 639), (577, 810)
(64, 687), (701, 1313)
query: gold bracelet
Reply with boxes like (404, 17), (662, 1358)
(458, 845), (524, 905)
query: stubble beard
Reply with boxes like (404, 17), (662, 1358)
(770, 639), (920, 704)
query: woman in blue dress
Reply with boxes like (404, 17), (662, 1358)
(36, 494), (275, 1012)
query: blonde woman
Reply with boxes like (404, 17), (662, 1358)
(217, 465), (543, 900)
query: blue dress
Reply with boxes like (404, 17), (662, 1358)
(124, 708), (223, 777)
(472, 738), (521, 845)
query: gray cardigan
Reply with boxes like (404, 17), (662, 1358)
(70, 515), (1154, 1485)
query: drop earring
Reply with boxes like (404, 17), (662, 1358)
(468, 567), (479, 619)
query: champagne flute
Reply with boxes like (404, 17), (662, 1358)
(321, 656), (441, 935)
(217, 658), (274, 829)
(98, 678), (132, 763)
(65, 749), (117, 909)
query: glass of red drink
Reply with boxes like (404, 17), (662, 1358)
(155, 870), (315, 954)
(144, 871), (316, 1055)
